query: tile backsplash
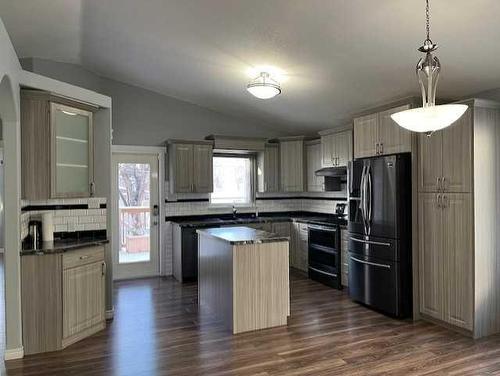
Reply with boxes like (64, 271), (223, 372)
(20, 197), (107, 240)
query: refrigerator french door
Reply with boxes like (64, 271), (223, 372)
(347, 154), (412, 318)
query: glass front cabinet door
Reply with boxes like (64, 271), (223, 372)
(51, 103), (94, 198)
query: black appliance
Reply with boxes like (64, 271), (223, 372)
(308, 224), (342, 289)
(27, 220), (43, 249)
(315, 166), (347, 191)
(347, 153), (412, 318)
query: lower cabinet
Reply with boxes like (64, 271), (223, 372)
(291, 222), (308, 272)
(340, 228), (349, 287)
(419, 193), (473, 330)
(22, 246), (106, 355)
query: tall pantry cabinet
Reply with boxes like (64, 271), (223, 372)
(417, 99), (500, 338)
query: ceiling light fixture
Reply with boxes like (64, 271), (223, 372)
(391, 0), (467, 136)
(246, 72), (281, 99)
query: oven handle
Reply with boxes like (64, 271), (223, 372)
(308, 225), (337, 232)
(349, 237), (391, 247)
(350, 256), (391, 269)
(308, 266), (338, 278)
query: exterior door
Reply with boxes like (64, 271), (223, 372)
(112, 153), (160, 279)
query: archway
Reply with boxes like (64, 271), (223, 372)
(0, 74), (23, 361)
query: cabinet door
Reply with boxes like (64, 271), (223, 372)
(173, 144), (194, 193)
(280, 140), (304, 192)
(264, 145), (280, 192)
(321, 134), (335, 167)
(418, 132), (443, 192)
(298, 223), (309, 272)
(442, 193), (473, 330)
(378, 105), (412, 155)
(418, 193), (444, 320)
(51, 103), (93, 198)
(353, 113), (378, 158)
(193, 144), (213, 193)
(63, 261), (105, 339)
(335, 130), (353, 167)
(306, 142), (323, 192)
(442, 108), (472, 193)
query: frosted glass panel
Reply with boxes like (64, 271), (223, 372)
(53, 106), (91, 195)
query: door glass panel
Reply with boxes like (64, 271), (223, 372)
(54, 108), (90, 194)
(118, 163), (151, 264)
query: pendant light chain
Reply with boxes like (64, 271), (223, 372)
(426, 0), (430, 41)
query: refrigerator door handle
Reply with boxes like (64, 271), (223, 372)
(360, 165), (367, 232)
(367, 166), (372, 223)
(349, 237), (392, 247)
(351, 256), (391, 269)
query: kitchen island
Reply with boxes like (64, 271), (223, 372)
(197, 226), (290, 334)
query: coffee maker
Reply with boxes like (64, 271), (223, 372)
(27, 220), (43, 249)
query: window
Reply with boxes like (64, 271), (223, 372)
(210, 155), (253, 205)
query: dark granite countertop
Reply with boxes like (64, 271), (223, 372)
(21, 237), (109, 256)
(197, 226), (289, 245)
(168, 211), (347, 228)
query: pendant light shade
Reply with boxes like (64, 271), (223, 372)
(391, 104), (468, 133)
(247, 72), (281, 99)
(391, 0), (467, 135)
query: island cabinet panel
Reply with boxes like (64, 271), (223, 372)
(21, 246), (106, 355)
(232, 242), (290, 333)
(198, 229), (290, 335)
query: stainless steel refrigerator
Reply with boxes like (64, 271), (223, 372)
(347, 153), (412, 318)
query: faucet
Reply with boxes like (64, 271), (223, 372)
(232, 205), (237, 219)
(255, 206), (259, 218)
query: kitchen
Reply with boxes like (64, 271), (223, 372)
(2, 1), (500, 375)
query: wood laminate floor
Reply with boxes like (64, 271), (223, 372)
(5, 270), (500, 375)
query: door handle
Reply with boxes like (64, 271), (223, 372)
(153, 205), (159, 216)
(350, 256), (391, 269)
(349, 237), (391, 247)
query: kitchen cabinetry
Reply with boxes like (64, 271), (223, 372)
(340, 228), (349, 287)
(418, 193), (473, 330)
(353, 104), (412, 158)
(279, 138), (305, 192)
(291, 222), (308, 272)
(305, 140), (324, 192)
(167, 140), (214, 194)
(418, 107), (472, 193)
(257, 143), (280, 193)
(172, 223), (199, 282)
(320, 129), (353, 167)
(21, 246), (106, 355)
(417, 99), (500, 338)
(21, 90), (96, 200)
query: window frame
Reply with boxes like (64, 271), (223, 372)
(209, 152), (256, 207)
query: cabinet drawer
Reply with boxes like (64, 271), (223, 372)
(63, 246), (105, 270)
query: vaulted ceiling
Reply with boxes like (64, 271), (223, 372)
(2, 0), (500, 133)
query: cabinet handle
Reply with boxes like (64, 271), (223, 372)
(90, 181), (96, 196)
(442, 195), (448, 209)
(442, 177), (446, 191)
(437, 194), (442, 209)
(102, 261), (107, 276)
(375, 143), (379, 155)
(380, 143), (384, 154)
(436, 177), (441, 191)
(79, 255), (90, 260)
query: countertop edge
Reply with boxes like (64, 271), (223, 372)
(21, 239), (109, 256)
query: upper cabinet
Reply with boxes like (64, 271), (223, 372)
(305, 140), (323, 192)
(167, 140), (214, 194)
(353, 104), (412, 158)
(21, 90), (96, 200)
(320, 129), (353, 167)
(257, 143), (280, 193)
(418, 107), (472, 193)
(279, 138), (305, 192)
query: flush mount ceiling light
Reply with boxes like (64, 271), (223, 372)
(246, 72), (281, 99)
(391, 0), (467, 135)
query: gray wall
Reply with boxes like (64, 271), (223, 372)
(20, 58), (286, 146)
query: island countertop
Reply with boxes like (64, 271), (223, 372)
(197, 226), (289, 245)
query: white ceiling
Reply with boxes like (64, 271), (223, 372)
(2, 0), (500, 133)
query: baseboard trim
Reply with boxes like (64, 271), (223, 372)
(4, 346), (24, 360)
(105, 308), (114, 320)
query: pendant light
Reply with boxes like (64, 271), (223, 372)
(391, 0), (467, 135)
(247, 72), (281, 99)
